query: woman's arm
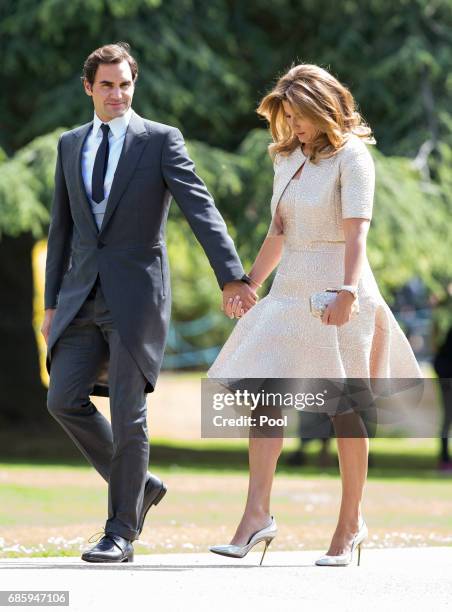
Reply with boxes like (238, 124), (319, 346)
(248, 208), (285, 287)
(248, 234), (285, 287)
(226, 232), (285, 318)
(322, 218), (370, 326)
(342, 218), (370, 286)
(323, 142), (375, 326)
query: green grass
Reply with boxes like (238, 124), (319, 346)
(1, 451), (451, 559)
(1, 436), (450, 558)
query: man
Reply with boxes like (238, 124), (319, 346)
(41, 42), (256, 563)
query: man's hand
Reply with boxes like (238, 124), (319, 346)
(222, 281), (258, 319)
(41, 309), (57, 345)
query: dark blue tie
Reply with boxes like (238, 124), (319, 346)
(92, 123), (110, 203)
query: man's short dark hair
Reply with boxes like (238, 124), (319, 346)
(82, 42), (138, 85)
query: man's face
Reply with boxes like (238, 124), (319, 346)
(84, 60), (135, 122)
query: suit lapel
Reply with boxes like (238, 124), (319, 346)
(73, 122), (99, 237)
(98, 111), (148, 235)
(270, 147), (306, 217)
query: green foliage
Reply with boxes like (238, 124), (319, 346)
(367, 148), (452, 298)
(0, 130), (68, 239)
(2, 0), (452, 157)
(0, 160), (47, 240)
(3, 125), (452, 320)
(0, 0), (250, 151)
(1, 0), (452, 341)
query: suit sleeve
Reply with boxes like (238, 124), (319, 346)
(44, 135), (73, 309)
(161, 127), (245, 290)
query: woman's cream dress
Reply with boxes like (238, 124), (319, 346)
(207, 134), (423, 383)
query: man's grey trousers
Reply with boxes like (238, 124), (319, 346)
(46, 277), (149, 541)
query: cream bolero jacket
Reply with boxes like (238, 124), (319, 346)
(267, 133), (376, 243)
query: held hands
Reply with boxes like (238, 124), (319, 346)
(222, 281), (258, 319)
(321, 290), (355, 326)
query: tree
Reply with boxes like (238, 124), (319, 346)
(1, 0), (452, 426)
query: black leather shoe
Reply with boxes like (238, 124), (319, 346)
(81, 533), (134, 563)
(138, 473), (167, 536)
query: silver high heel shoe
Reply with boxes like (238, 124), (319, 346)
(209, 516), (277, 565)
(315, 518), (368, 567)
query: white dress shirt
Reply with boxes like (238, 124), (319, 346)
(81, 107), (132, 231)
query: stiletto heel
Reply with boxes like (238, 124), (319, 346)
(210, 516), (277, 565)
(315, 518), (368, 567)
(259, 537), (274, 566)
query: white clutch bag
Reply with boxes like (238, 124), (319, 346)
(309, 288), (360, 320)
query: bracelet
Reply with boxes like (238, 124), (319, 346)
(338, 284), (358, 300)
(248, 277), (262, 289)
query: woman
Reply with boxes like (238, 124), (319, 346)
(206, 63), (423, 566)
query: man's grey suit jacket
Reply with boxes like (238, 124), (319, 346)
(44, 110), (245, 396)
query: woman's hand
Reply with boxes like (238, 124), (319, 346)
(321, 291), (355, 326)
(222, 281), (259, 319)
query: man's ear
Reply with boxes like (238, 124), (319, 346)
(83, 78), (93, 97)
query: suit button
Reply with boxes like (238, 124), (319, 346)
(97, 241), (105, 249)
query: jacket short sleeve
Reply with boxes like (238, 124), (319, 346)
(340, 145), (375, 220)
(266, 152), (284, 238)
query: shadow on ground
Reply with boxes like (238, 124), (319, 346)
(0, 428), (445, 479)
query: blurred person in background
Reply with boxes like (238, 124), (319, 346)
(431, 281), (452, 473)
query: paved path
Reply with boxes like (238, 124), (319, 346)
(1, 547), (451, 611)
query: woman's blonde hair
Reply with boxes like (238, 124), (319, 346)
(257, 63), (375, 163)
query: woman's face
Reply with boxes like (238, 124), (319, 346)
(282, 100), (319, 145)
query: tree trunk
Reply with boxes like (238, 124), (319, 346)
(0, 232), (52, 429)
